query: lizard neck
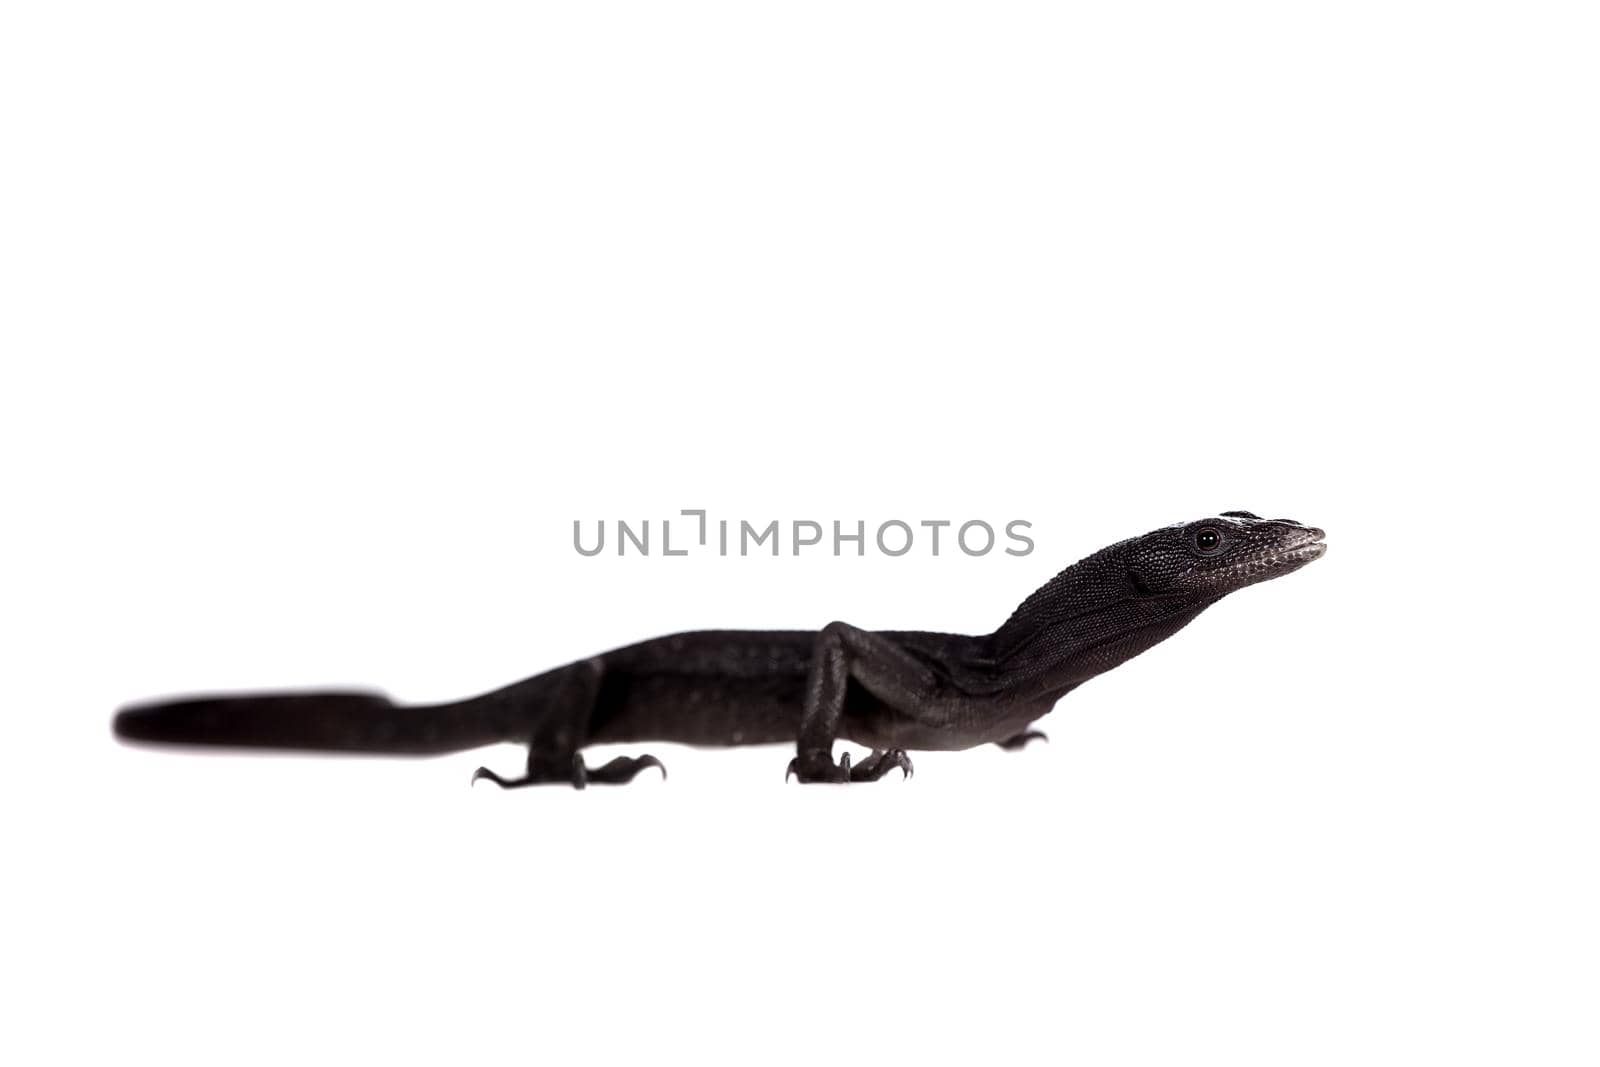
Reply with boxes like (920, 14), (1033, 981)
(985, 544), (1216, 696)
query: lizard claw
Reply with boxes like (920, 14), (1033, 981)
(471, 766), (510, 788)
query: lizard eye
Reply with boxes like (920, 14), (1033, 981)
(1192, 527), (1224, 555)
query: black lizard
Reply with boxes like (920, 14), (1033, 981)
(114, 511), (1325, 786)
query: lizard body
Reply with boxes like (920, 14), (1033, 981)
(114, 511), (1325, 786)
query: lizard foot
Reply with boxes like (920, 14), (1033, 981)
(995, 729), (1048, 751)
(472, 753), (667, 790)
(785, 749), (912, 783)
(851, 748), (914, 781)
(583, 754), (668, 786)
(785, 750), (852, 784)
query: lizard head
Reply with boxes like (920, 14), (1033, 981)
(1126, 511), (1326, 599)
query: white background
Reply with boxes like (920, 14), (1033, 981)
(3, 2), (1596, 1064)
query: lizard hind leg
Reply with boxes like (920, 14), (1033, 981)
(467, 657), (666, 789)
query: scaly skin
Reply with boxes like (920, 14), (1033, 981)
(114, 511), (1326, 787)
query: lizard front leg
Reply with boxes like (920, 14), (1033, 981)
(786, 621), (934, 784)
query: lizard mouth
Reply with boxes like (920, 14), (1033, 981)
(1205, 528), (1327, 582)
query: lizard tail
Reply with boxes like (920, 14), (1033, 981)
(113, 690), (515, 756)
